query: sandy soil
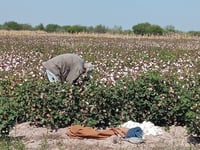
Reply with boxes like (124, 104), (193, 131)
(9, 122), (200, 150)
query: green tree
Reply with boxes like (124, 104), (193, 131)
(62, 25), (87, 33)
(20, 23), (33, 30)
(3, 21), (22, 30)
(132, 22), (151, 35)
(94, 24), (108, 33)
(109, 25), (123, 34)
(35, 23), (45, 30)
(68, 25), (87, 33)
(87, 26), (95, 33)
(187, 31), (200, 36)
(62, 25), (71, 32)
(165, 25), (176, 33)
(132, 22), (164, 35)
(45, 24), (61, 32)
(149, 24), (163, 35)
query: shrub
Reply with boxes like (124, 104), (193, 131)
(119, 71), (191, 126)
(0, 96), (18, 137)
(186, 76), (200, 135)
(63, 25), (87, 33)
(78, 80), (125, 127)
(0, 80), (19, 137)
(0, 71), (199, 136)
(187, 31), (200, 37)
(13, 80), (75, 129)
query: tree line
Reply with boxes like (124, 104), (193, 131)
(0, 21), (200, 36)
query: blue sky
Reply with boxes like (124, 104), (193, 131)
(0, 0), (200, 31)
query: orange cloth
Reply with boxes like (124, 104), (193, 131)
(66, 125), (128, 139)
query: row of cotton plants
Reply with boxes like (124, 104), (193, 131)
(0, 32), (199, 85)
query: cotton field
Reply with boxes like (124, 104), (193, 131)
(0, 31), (200, 85)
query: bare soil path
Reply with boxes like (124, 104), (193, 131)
(9, 122), (200, 150)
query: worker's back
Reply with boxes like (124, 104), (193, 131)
(42, 53), (84, 83)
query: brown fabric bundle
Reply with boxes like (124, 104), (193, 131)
(66, 125), (128, 139)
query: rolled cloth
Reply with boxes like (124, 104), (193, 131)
(125, 127), (143, 138)
(66, 125), (128, 139)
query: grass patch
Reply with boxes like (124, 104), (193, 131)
(0, 137), (25, 150)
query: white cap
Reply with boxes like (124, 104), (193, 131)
(84, 62), (94, 74)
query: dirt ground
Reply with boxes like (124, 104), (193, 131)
(9, 122), (200, 150)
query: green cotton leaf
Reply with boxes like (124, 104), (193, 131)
(8, 115), (15, 121)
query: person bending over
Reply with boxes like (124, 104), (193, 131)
(42, 53), (94, 84)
